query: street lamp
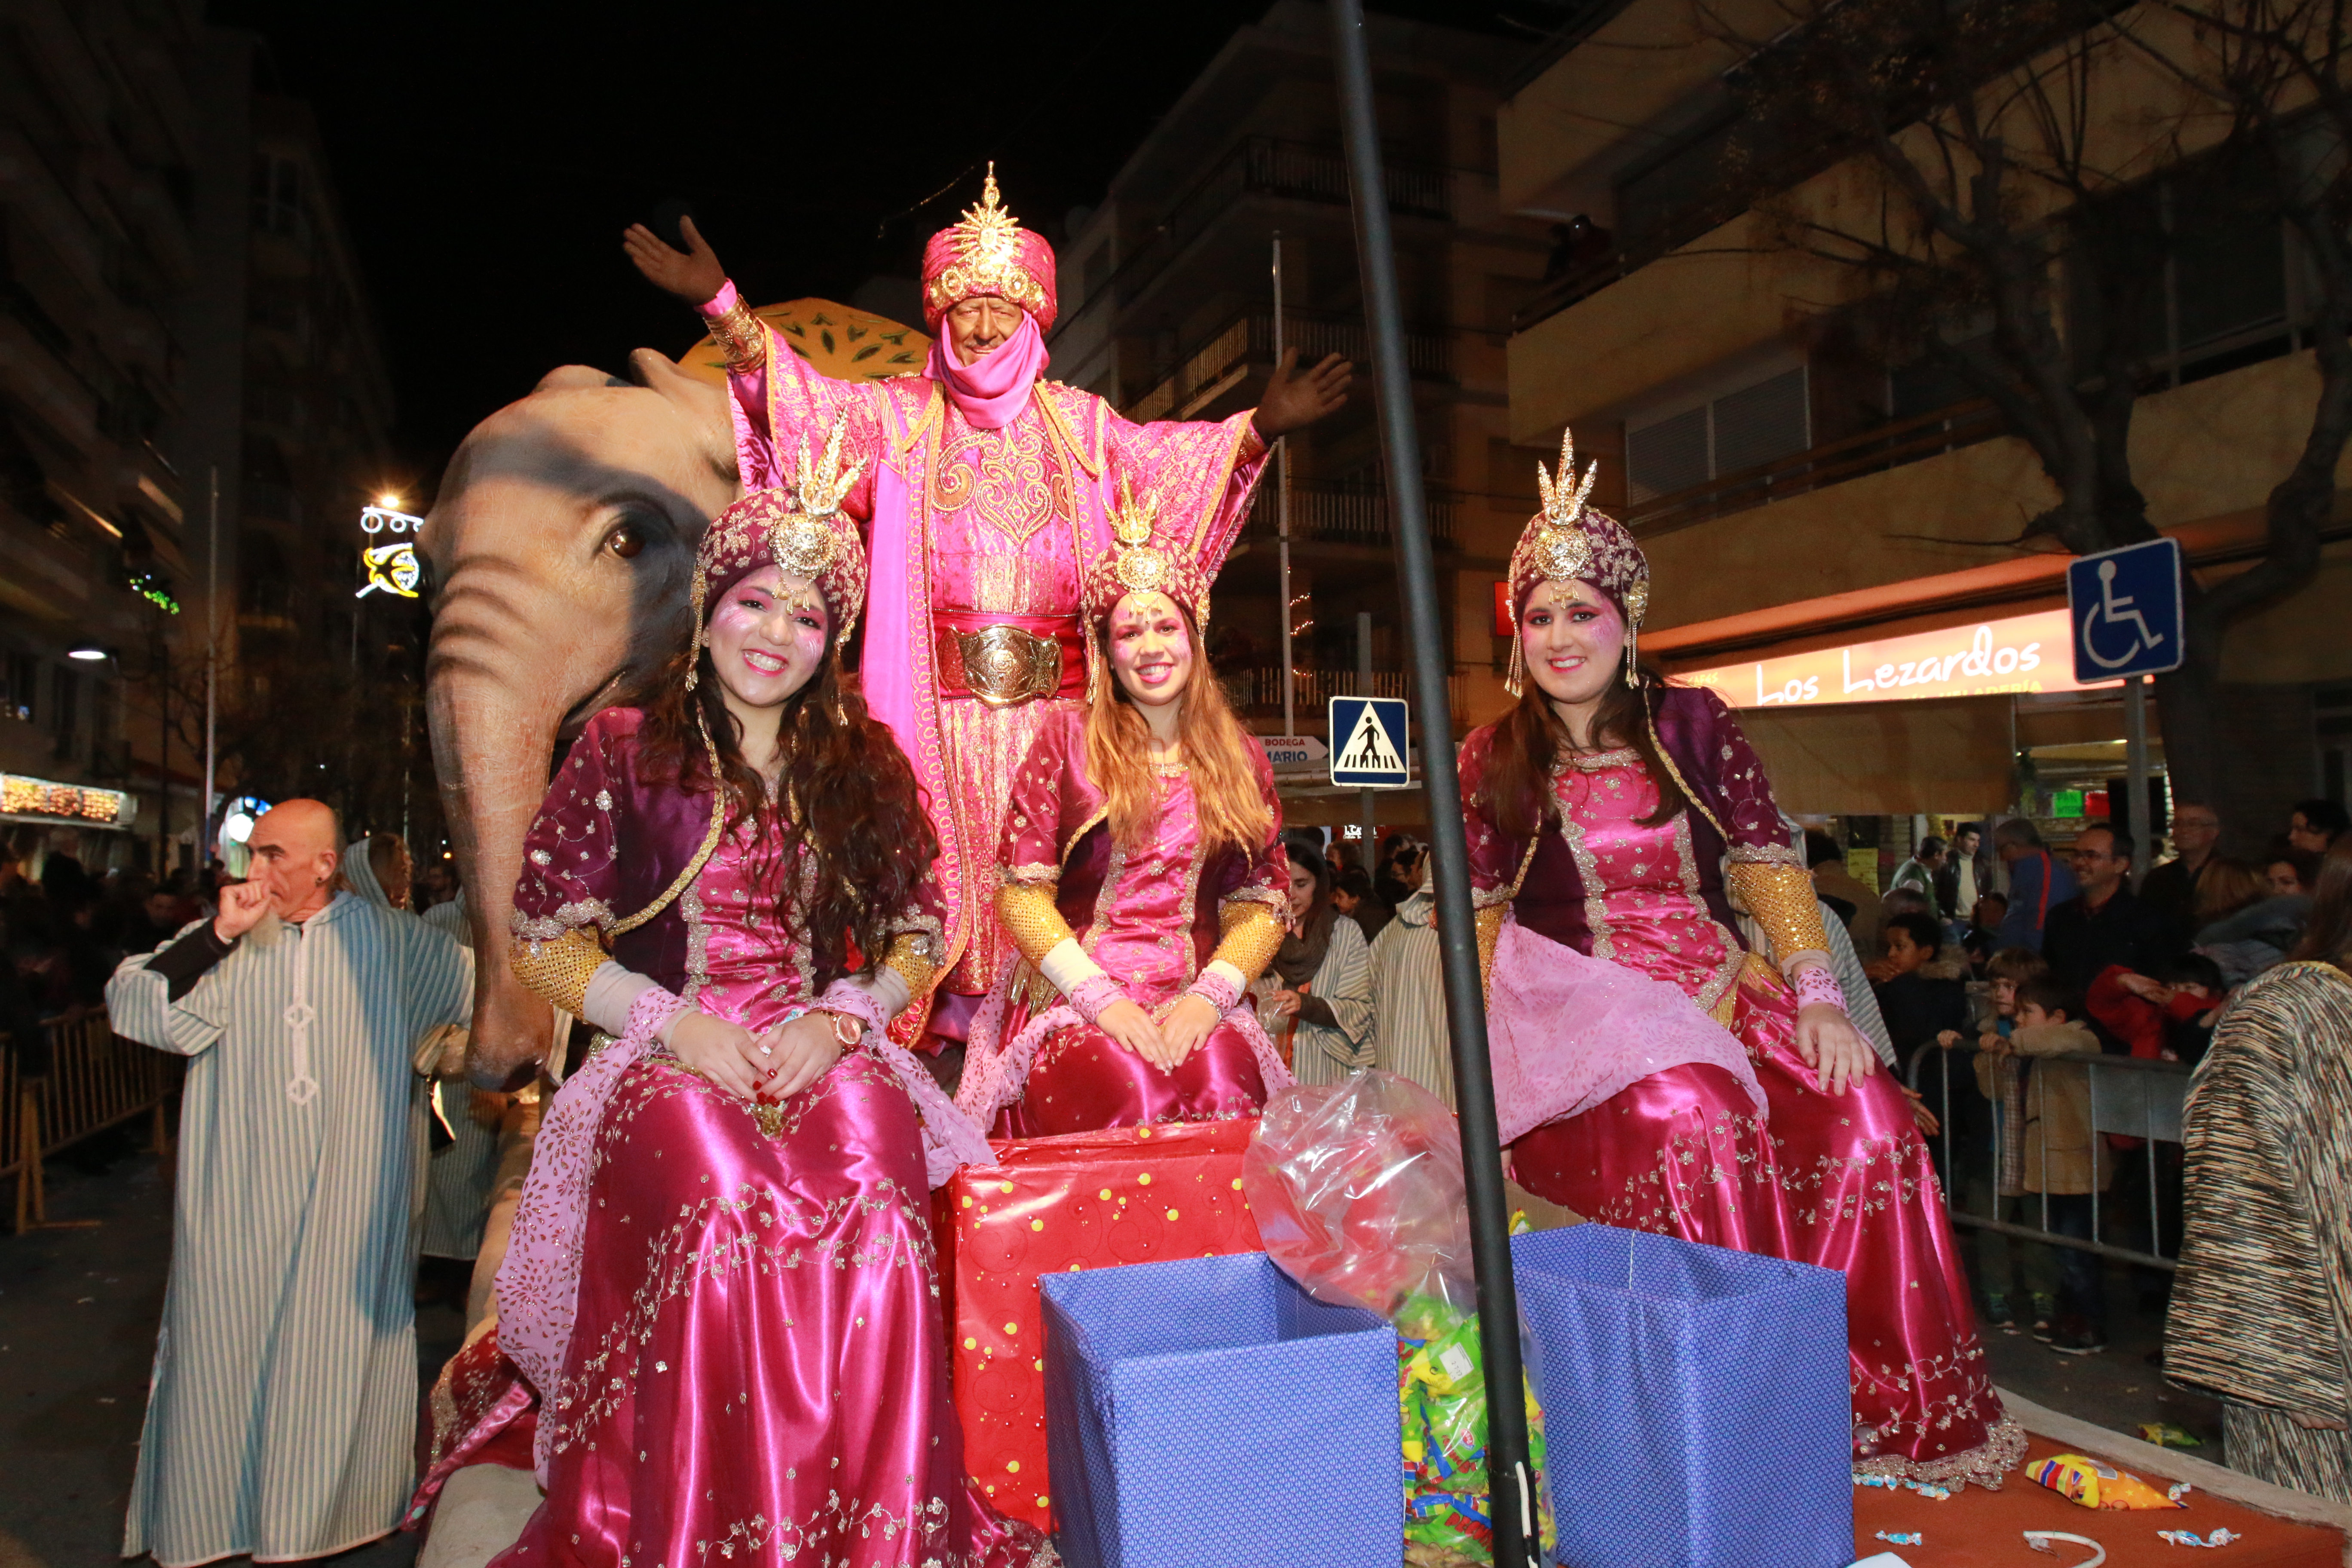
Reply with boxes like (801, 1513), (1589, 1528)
(67, 642), (111, 662)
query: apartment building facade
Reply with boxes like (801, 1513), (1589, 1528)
(1050, 0), (1556, 805)
(0, 1), (395, 877)
(1496, 0), (2351, 861)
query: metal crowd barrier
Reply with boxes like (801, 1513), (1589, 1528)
(3, 1011), (180, 1231)
(1908, 1041), (2193, 1272)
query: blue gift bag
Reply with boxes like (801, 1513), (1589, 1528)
(1510, 1226), (1852, 1568)
(1039, 1252), (1401, 1568)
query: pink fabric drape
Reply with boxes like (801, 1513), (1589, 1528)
(1485, 918), (1767, 1145)
(923, 314), (1049, 430)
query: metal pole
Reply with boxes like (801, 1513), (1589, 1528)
(155, 625), (169, 876)
(202, 466), (218, 846)
(2123, 674), (2150, 882)
(1357, 611), (1377, 858)
(1274, 233), (1295, 741)
(1327, 7), (1535, 1565)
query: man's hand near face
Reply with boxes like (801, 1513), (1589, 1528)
(214, 881), (271, 943)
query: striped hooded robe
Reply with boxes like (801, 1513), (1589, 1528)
(106, 889), (472, 1566)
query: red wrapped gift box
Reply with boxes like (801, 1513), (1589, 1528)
(933, 1119), (1265, 1531)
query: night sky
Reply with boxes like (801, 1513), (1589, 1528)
(210, 0), (1544, 495)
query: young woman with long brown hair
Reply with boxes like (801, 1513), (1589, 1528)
(1460, 432), (2021, 1488)
(955, 479), (1293, 1133)
(443, 443), (1035, 1567)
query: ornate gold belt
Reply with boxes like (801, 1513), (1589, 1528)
(934, 613), (1084, 707)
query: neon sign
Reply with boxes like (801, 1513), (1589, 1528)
(1678, 609), (2120, 709)
(358, 504), (424, 598)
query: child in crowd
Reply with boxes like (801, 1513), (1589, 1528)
(1956, 948), (2060, 1333)
(1962, 892), (2009, 975)
(1873, 912), (1979, 1187)
(2003, 975), (2111, 1355)
(2090, 954), (2233, 1065)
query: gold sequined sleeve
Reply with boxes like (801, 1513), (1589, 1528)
(509, 927), (610, 1020)
(881, 928), (941, 1001)
(1210, 900), (1287, 985)
(1726, 860), (1835, 974)
(996, 880), (1077, 970)
(1476, 904), (1506, 1003)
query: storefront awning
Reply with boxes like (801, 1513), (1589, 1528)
(1735, 695), (2015, 815)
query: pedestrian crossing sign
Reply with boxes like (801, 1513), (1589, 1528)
(1328, 695), (1412, 787)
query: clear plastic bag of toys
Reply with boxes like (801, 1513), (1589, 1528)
(1243, 1070), (1554, 1565)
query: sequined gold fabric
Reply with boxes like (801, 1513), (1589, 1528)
(881, 928), (940, 998)
(1476, 904), (1507, 999)
(995, 880), (1076, 969)
(1210, 901), (1286, 985)
(510, 927), (609, 1019)
(939, 695), (1070, 989)
(1726, 861), (1834, 971)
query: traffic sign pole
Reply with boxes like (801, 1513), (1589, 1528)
(2125, 674), (2151, 881)
(1358, 611), (1376, 858)
(1331, 6), (1537, 1565)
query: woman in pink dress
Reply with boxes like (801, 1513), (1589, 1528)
(1464, 434), (2022, 1488)
(955, 479), (1293, 1136)
(487, 446), (1035, 1565)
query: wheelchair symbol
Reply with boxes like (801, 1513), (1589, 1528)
(2079, 559), (2166, 671)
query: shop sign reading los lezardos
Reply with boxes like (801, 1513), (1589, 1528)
(1678, 608), (2120, 710)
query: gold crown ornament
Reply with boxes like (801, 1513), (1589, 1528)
(922, 162), (1054, 326)
(1079, 475), (1216, 701)
(1503, 426), (1652, 696)
(687, 413), (870, 691)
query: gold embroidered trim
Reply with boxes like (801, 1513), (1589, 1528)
(706, 297), (769, 370)
(1476, 904), (1507, 1000)
(881, 928), (941, 1000)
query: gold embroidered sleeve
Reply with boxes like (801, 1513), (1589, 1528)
(881, 929), (940, 1000)
(705, 293), (768, 370)
(509, 927), (609, 1019)
(1726, 861), (1834, 972)
(996, 880), (1077, 969)
(1211, 900), (1287, 985)
(1476, 904), (1507, 1004)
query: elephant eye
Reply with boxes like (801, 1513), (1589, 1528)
(603, 521), (645, 559)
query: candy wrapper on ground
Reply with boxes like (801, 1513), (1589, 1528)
(1243, 1070), (1555, 1563)
(931, 1120), (1263, 1530)
(2027, 1453), (2189, 1510)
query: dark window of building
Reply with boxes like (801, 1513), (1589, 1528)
(4, 651), (35, 723)
(251, 154), (309, 248)
(1626, 367), (1811, 501)
(49, 664), (77, 750)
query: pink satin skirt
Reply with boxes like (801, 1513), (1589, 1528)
(1513, 1062), (1787, 1253)
(996, 1018), (1266, 1137)
(489, 1053), (1041, 1567)
(1731, 966), (2022, 1485)
(1513, 960), (2022, 1488)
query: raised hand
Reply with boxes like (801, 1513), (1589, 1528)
(622, 215), (727, 308)
(1253, 349), (1353, 439)
(214, 879), (271, 943)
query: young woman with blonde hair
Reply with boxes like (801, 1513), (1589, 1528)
(956, 479), (1293, 1133)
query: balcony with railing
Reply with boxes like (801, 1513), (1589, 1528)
(1126, 309), (1452, 424)
(1227, 665), (1465, 716)
(1240, 476), (1458, 551)
(1625, 397), (2004, 538)
(1073, 137), (1451, 334)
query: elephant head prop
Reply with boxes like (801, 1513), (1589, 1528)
(424, 349), (738, 1088)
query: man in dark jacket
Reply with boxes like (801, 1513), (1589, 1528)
(2043, 824), (2186, 1038)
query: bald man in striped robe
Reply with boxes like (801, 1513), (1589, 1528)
(106, 799), (473, 1565)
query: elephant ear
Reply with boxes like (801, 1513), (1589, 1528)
(629, 347), (737, 499)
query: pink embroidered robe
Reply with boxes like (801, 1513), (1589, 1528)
(1460, 691), (2024, 1490)
(722, 335), (1269, 1009)
(955, 707), (1294, 1135)
(474, 709), (1036, 1566)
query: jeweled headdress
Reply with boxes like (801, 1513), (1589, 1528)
(920, 163), (1058, 333)
(1504, 426), (1651, 696)
(688, 415), (869, 688)
(1080, 475), (1213, 627)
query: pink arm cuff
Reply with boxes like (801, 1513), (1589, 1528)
(698, 278), (741, 317)
(1794, 964), (1848, 1014)
(1186, 968), (1243, 1013)
(1069, 974), (1123, 1024)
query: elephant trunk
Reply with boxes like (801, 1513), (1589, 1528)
(429, 653), (570, 1090)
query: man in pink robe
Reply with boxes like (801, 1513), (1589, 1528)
(625, 170), (1350, 1038)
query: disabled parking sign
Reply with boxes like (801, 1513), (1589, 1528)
(1329, 696), (1412, 787)
(2067, 538), (2184, 683)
